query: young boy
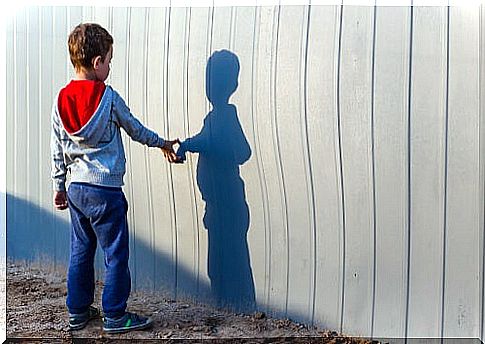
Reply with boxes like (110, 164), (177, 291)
(51, 23), (180, 333)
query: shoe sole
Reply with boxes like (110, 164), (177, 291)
(69, 322), (89, 331)
(69, 308), (100, 331)
(103, 319), (153, 334)
(69, 317), (97, 331)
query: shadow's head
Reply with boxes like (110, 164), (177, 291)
(206, 50), (240, 107)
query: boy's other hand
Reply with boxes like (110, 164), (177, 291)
(161, 139), (183, 163)
(54, 191), (68, 210)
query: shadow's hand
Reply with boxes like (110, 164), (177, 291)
(161, 139), (183, 163)
(53, 191), (68, 210)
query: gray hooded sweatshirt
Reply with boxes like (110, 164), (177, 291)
(51, 80), (165, 192)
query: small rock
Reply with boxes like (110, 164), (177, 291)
(254, 311), (266, 319)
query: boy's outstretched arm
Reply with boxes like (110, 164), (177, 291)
(111, 89), (183, 163)
(112, 90), (173, 151)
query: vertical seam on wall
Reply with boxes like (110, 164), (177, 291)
(207, 3), (214, 117)
(40, 6), (45, 214)
(52, 10), (57, 269)
(38, 9), (42, 207)
(370, 2), (378, 339)
(230, 6), (236, 51)
(108, 8), (113, 85)
(272, 4), (290, 317)
(66, 8), (70, 82)
(188, 6), (198, 291)
(440, 4), (450, 339)
(13, 14), (17, 199)
(301, 3), (317, 326)
(109, 7), (113, 40)
(125, 7), (136, 289)
(60, 7), (67, 270)
(336, 1), (346, 334)
(164, 4), (178, 298)
(26, 9), (30, 206)
(250, 5), (272, 312)
(209, 2), (221, 296)
(143, 7), (157, 291)
(405, 2), (414, 341)
(269, 5), (279, 315)
(201, 3), (213, 297)
(12, 13), (17, 262)
(281, 5), (290, 319)
(183, 6), (199, 295)
(207, 5), (214, 226)
(480, 3), (485, 341)
(252, 5), (264, 309)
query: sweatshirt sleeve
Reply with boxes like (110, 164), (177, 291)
(50, 99), (67, 192)
(111, 89), (166, 148)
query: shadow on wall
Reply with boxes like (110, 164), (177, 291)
(5, 192), (210, 301)
(6, 194), (70, 263)
(178, 50), (256, 313)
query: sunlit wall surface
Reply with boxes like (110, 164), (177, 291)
(5, 4), (485, 339)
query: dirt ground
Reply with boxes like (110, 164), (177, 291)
(6, 261), (379, 343)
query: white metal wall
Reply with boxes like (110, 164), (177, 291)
(6, 4), (485, 339)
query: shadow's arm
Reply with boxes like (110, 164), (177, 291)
(176, 120), (210, 160)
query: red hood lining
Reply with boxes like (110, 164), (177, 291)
(58, 80), (106, 134)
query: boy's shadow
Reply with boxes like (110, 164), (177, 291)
(177, 50), (256, 312)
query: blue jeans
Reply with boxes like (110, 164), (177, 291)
(66, 182), (131, 318)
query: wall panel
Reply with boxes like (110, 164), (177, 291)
(146, 7), (180, 296)
(372, 5), (410, 338)
(125, 7), (155, 289)
(231, 6), (267, 308)
(443, 6), (480, 337)
(186, 6), (213, 298)
(480, 4), (485, 341)
(276, 5), (313, 322)
(253, 6), (289, 316)
(339, 5), (375, 336)
(169, 6), (200, 296)
(306, 5), (342, 330)
(408, 6), (447, 337)
(39, 7), (62, 264)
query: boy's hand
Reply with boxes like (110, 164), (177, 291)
(54, 191), (68, 210)
(161, 139), (183, 163)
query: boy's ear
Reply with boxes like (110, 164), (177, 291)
(92, 55), (102, 70)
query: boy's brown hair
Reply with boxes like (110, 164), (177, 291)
(68, 23), (113, 72)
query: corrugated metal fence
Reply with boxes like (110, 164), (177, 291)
(6, 4), (485, 339)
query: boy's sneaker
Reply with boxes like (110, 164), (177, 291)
(69, 306), (100, 330)
(103, 312), (153, 334)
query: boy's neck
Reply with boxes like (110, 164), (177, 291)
(75, 68), (98, 81)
